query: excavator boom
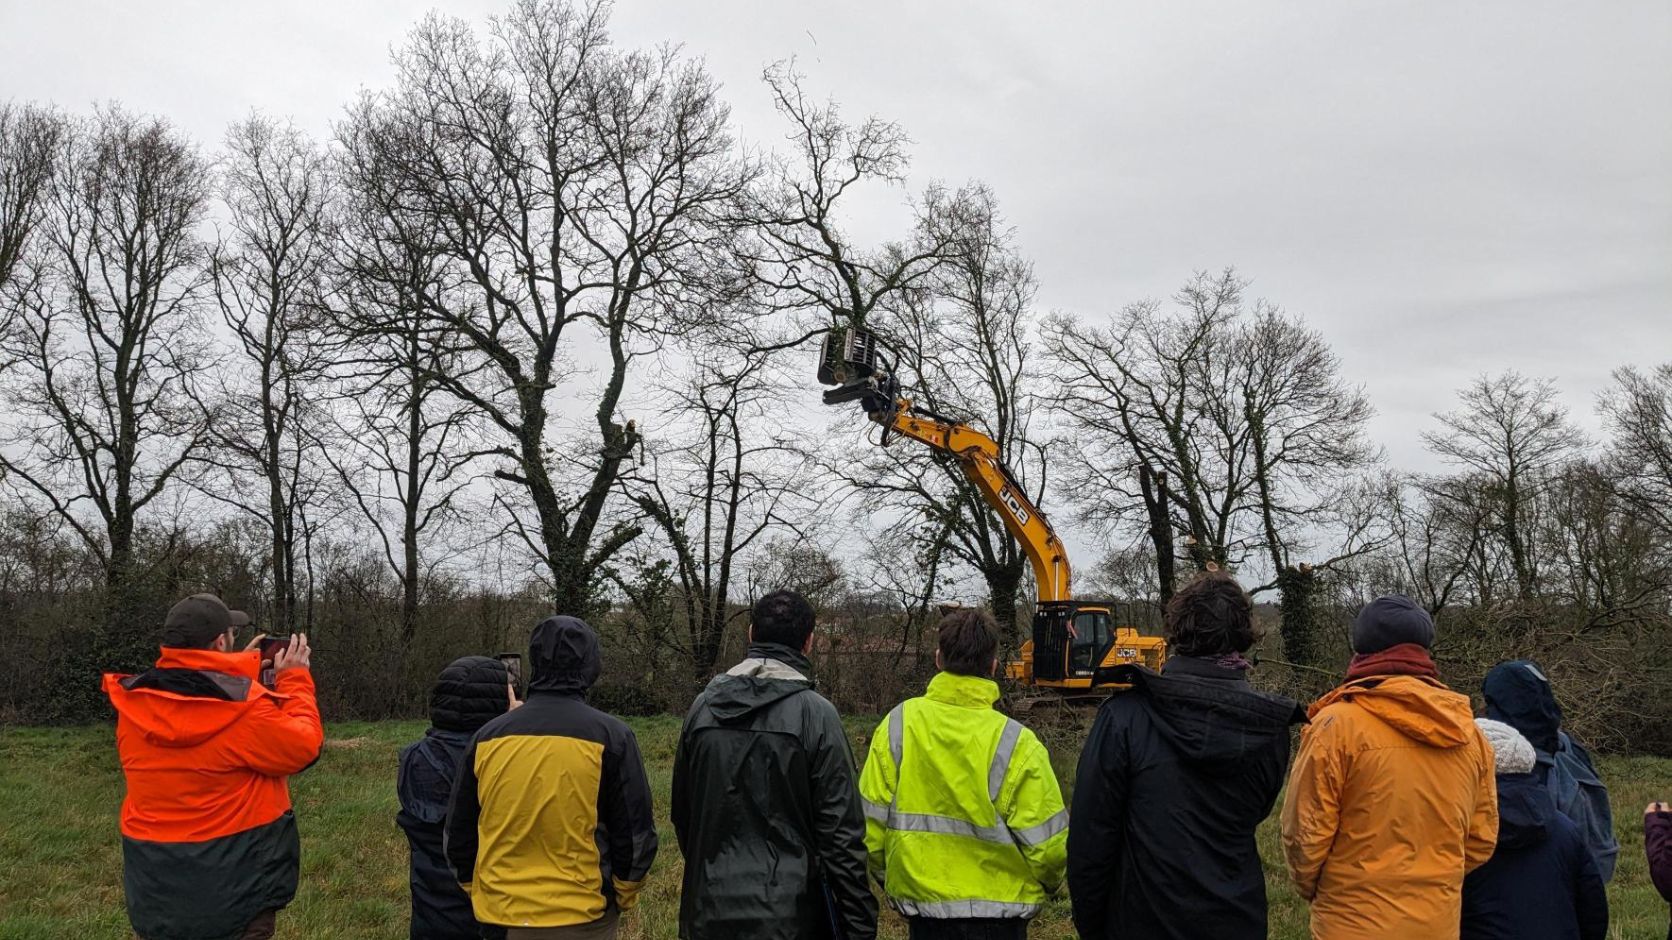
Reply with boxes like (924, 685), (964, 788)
(879, 404), (1072, 603)
(817, 327), (1167, 691)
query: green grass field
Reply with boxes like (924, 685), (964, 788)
(3, 718), (1671, 938)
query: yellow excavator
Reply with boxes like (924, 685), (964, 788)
(818, 328), (1166, 693)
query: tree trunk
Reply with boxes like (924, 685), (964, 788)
(984, 562), (1025, 639)
(1140, 465), (1177, 604)
(1277, 565), (1320, 672)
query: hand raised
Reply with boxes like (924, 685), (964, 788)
(274, 633), (312, 672)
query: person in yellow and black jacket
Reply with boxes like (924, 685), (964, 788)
(444, 615), (657, 940)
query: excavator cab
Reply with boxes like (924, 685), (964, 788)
(1027, 601), (1154, 685)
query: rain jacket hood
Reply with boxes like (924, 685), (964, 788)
(429, 655), (510, 733)
(1481, 660), (1618, 882)
(1310, 673), (1479, 748)
(1494, 772), (1554, 851)
(1132, 657), (1307, 771)
(705, 642), (814, 722)
(528, 615), (601, 695)
(1483, 660), (1562, 753)
(106, 647), (281, 747)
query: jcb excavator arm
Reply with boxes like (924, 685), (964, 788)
(820, 328), (1165, 691)
(876, 402), (1073, 604)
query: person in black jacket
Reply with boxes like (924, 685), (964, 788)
(444, 616), (658, 939)
(1463, 719), (1608, 940)
(1068, 571), (1305, 940)
(671, 589), (877, 940)
(397, 656), (513, 940)
(1483, 659), (1619, 881)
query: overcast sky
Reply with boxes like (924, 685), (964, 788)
(3, 0), (1669, 479)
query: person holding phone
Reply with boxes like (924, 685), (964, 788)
(398, 657), (515, 940)
(104, 594), (322, 940)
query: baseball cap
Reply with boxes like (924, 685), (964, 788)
(162, 593), (252, 648)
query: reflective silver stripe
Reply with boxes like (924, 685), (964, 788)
(1010, 808), (1069, 847)
(862, 799), (890, 824)
(887, 703), (906, 770)
(892, 898), (1041, 919)
(989, 719), (1024, 803)
(886, 810), (1011, 844)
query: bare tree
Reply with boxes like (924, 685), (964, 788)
(1540, 460), (1669, 630)
(623, 348), (816, 677)
(198, 114), (335, 632)
(1423, 371), (1584, 598)
(1601, 363), (1672, 535)
(337, 0), (754, 615)
(1232, 306), (1378, 664)
(0, 106), (211, 651)
(0, 103), (63, 298)
(328, 139), (478, 661)
(746, 63), (971, 345)
(1376, 474), (1488, 615)
(0, 102), (65, 383)
(830, 185), (1046, 635)
(1045, 270), (1377, 665)
(1044, 271), (1238, 575)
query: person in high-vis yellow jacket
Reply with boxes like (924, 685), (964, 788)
(860, 609), (1069, 940)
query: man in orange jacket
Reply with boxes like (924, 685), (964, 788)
(1281, 595), (1497, 940)
(104, 594), (323, 940)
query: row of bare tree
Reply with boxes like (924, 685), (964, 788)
(3, 0), (1670, 738)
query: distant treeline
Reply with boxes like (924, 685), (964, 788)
(3, 1), (1670, 747)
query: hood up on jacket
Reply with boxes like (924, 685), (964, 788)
(527, 615), (602, 695)
(430, 655), (510, 732)
(1121, 659), (1307, 772)
(704, 642), (813, 724)
(1494, 771), (1556, 851)
(104, 647), (278, 748)
(1311, 673), (1478, 748)
(1484, 660), (1563, 754)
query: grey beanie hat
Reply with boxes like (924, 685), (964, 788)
(1476, 718), (1537, 775)
(1351, 594), (1436, 654)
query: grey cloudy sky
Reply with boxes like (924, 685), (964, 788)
(3, 0), (1669, 476)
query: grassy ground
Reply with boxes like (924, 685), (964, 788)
(3, 718), (1671, 938)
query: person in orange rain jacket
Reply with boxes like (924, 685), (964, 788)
(1281, 594), (1498, 940)
(103, 594), (323, 940)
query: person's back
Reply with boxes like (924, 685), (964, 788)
(1645, 802), (1672, 940)
(1483, 659), (1619, 882)
(861, 610), (1067, 939)
(1282, 595), (1497, 940)
(1070, 572), (1305, 940)
(103, 595), (323, 940)
(397, 656), (512, 940)
(672, 590), (876, 940)
(1462, 720), (1607, 940)
(444, 616), (657, 939)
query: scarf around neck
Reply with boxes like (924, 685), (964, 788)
(1346, 642), (1439, 683)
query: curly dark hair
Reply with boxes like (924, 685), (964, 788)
(1164, 571), (1259, 657)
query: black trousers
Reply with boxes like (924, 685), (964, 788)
(906, 917), (1028, 940)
